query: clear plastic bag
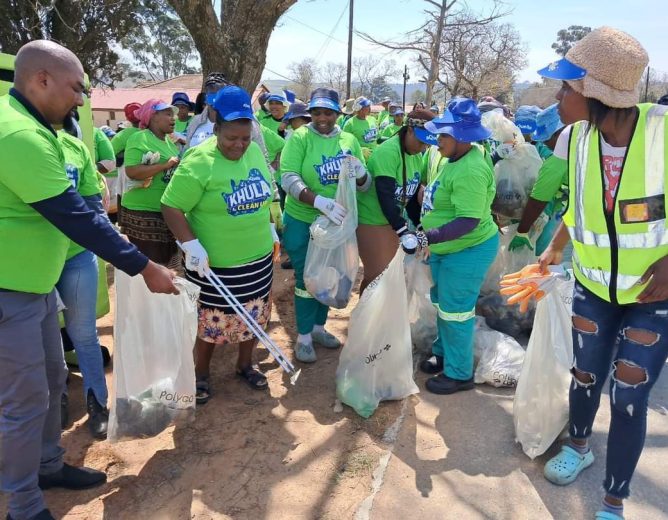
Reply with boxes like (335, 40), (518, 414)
(514, 278), (574, 459)
(108, 271), (200, 442)
(304, 158), (359, 308)
(336, 250), (419, 418)
(405, 253), (436, 353)
(474, 321), (526, 388)
(482, 109), (524, 145)
(492, 143), (543, 220)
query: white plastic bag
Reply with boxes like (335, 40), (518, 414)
(478, 225), (538, 338)
(304, 158), (359, 308)
(482, 109), (524, 145)
(405, 253), (436, 353)
(108, 271), (200, 442)
(474, 323), (525, 388)
(491, 143), (543, 220)
(514, 278), (574, 459)
(336, 250), (419, 418)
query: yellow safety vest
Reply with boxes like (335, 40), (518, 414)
(563, 103), (668, 304)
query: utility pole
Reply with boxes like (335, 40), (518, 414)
(346, 0), (354, 100)
(644, 66), (651, 102)
(402, 65), (409, 112)
(425, 0), (448, 106)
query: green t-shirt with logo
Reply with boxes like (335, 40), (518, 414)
(280, 125), (365, 224)
(0, 94), (71, 293)
(530, 154), (569, 213)
(357, 135), (425, 226)
(343, 116), (378, 150)
(161, 140), (273, 267)
(259, 115), (284, 135)
(376, 110), (390, 128)
(111, 126), (141, 156)
(421, 146), (497, 255)
(380, 123), (402, 142)
(121, 129), (179, 212)
(174, 117), (192, 134)
(59, 131), (103, 260)
(260, 124), (285, 163)
(94, 126), (116, 178)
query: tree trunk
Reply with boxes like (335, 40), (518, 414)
(169, 0), (297, 92)
(425, 0), (450, 106)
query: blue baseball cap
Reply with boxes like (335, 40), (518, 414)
(151, 101), (177, 113)
(266, 92), (288, 104)
(356, 97), (372, 109)
(538, 57), (587, 81)
(211, 86), (255, 122)
(514, 105), (541, 134)
(532, 103), (565, 142)
(393, 109), (405, 116)
(171, 92), (193, 109)
(308, 88), (341, 113)
(413, 126), (438, 146)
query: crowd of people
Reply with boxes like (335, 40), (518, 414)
(1, 25), (668, 520)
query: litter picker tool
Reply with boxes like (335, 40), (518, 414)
(177, 243), (301, 384)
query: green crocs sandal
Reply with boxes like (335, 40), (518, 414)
(295, 341), (317, 363)
(312, 329), (342, 349)
(595, 511), (624, 520)
(544, 445), (594, 485)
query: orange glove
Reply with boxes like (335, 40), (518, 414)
(499, 264), (565, 313)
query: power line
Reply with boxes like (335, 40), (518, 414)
(315, 2), (349, 62)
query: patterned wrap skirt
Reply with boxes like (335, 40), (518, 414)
(120, 208), (179, 268)
(185, 252), (273, 345)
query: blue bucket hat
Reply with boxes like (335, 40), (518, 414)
(514, 105), (541, 134)
(211, 86), (255, 122)
(425, 99), (491, 143)
(285, 101), (312, 122)
(284, 89), (296, 103)
(308, 88), (341, 113)
(532, 103), (565, 142)
(171, 92), (193, 110)
(538, 57), (587, 81)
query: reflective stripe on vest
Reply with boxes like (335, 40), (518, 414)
(572, 251), (640, 290)
(294, 287), (313, 298)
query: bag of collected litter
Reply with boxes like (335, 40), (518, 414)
(478, 225), (537, 338)
(514, 277), (574, 459)
(492, 143), (543, 220)
(482, 108), (524, 145)
(108, 271), (200, 442)
(337, 250), (419, 418)
(304, 157), (359, 308)
(405, 253), (436, 353)
(474, 320), (525, 388)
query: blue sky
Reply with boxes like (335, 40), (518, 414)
(262, 0), (667, 84)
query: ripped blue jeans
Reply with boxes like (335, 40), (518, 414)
(570, 281), (668, 499)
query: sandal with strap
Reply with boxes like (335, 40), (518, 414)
(544, 444), (595, 485)
(595, 512), (624, 520)
(236, 365), (268, 390)
(196, 376), (211, 405)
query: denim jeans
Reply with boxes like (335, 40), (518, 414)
(569, 281), (668, 499)
(430, 233), (499, 380)
(56, 250), (107, 406)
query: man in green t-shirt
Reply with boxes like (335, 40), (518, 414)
(378, 108), (404, 143)
(0, 40), (177, 520)
(376, 97), (392, 128)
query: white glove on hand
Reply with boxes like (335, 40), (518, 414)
(314, 195), (347, 225)
(496, 143), (517, 160)
(343, 155), (367, 180)
(181, 238), (210, 277)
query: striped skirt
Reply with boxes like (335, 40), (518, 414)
(185, 252), (273, 345)
(120, 208), (179, 268)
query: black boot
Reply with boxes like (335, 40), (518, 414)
(419, 355), (444, 374)
(60, 393), (69, 430)
(86, 389), (109, 439)
(39, 463), (106, 490)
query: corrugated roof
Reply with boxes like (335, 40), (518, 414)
(137, 74), (204, 90)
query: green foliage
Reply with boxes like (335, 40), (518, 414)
(0, 0), (139, 86)
(551, 25), (592, 57)
(122, 0), (200, 82)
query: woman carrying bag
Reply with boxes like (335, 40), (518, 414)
(537, 27), (668, 520)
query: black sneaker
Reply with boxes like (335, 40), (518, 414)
(281, 259), (293, 270)
(419, 355), (444, 374)
(425, 373), (475, 395)
(60, 393), (69, 430)
(86, 390), (109, 439)
(39, 463), (106, 490)
(100, 345), (111, 367)
(7, 509), (55, 520)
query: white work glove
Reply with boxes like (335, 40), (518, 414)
(343, 155), (367, 180)
(496, 143), (517, 160)
(314, 195), (347, 225)
(271, 223), (281, 262)
(181, 238), (210, 277)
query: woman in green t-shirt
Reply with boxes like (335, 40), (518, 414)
(279, 88), (370, 363)
(356, 109), (436, 292)
(378, 108), (404, 143)
(120, 99), (180, 266)
(162, 86), (279, 402)
(418, 98), (500, 396)
(342, 96), (377, 160)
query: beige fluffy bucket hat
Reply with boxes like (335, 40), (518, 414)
(539, 26), (649, 108)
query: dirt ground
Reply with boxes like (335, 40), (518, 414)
(5, 264), (404, 520)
